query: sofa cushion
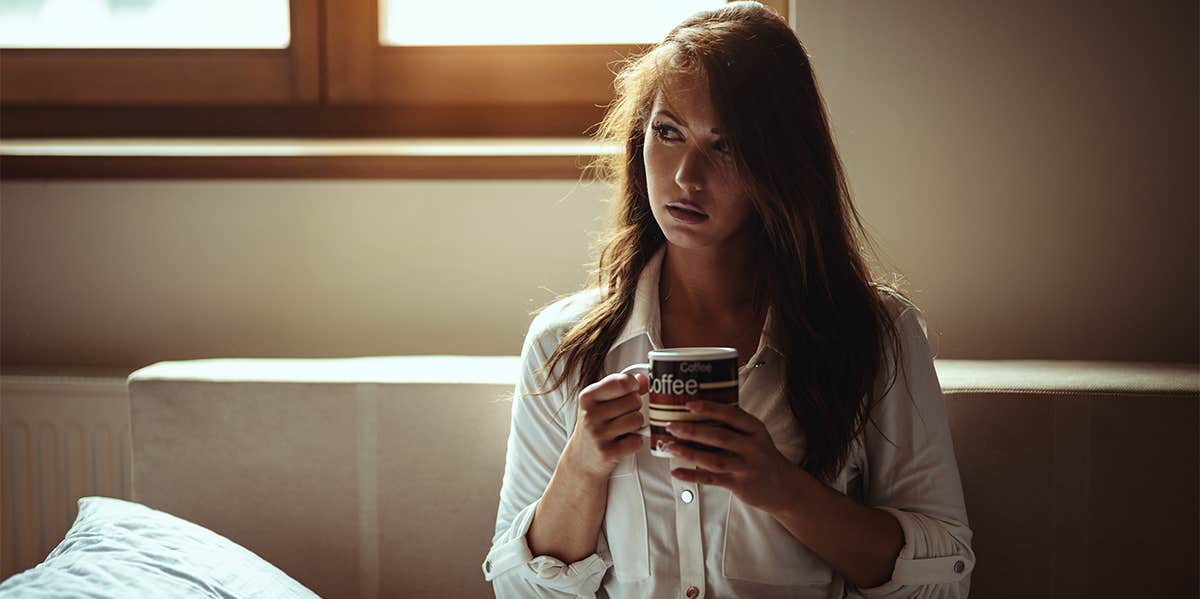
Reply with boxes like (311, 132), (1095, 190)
(0, 496), (319, 598)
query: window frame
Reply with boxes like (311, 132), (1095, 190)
(0, 0), (320, 105)
(0, 0), (789, 141)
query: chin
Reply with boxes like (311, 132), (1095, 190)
(656, 220), (726, 251)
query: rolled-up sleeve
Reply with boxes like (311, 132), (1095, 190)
(850, 305), (976, 598)
(482, 317), (612, 598)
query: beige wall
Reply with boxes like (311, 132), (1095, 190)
(791, 0), (1198, 363)
(1, 180), (610, 369)
(2, 0), (1196, 370)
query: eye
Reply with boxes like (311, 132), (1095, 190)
(713, 139), (731, 155)
(650, 122), (682, 142)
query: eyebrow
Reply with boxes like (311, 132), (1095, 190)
(656, 110), (721, 135)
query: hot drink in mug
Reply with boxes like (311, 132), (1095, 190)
(620, 347), (739, 458)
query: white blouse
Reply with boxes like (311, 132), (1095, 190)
(484, 248), (975, 598)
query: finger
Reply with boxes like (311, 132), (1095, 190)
(632, 372), (649, 395)
(598, 410), (648, 441)
(602, 432), (644, 459)
(665, 421), (747, 454)
(671, 466), (731, 487)
(686, 401), (760, 435)
(664, 442), (743, 473)
(579, 373), (639, 408)
(585, 390), (643, 424)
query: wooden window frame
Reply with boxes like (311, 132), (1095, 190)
(1, 0), (788, 138)
(323, 0), (643, 137)
(0, 0), (320, 105)
(0, 1), (788, 178)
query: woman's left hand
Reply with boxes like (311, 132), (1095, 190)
(665, 400), (801, 514)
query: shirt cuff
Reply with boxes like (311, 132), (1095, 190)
(854, 507), (974, 596)
(483, 500), (611, 596)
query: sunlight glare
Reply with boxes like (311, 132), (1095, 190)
(380, 0), (724, 46)
(0, 0), (290, 48)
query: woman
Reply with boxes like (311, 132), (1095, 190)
(484, 3), (974, 598)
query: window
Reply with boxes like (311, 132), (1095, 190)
(0, 0), (317, 105)
(0, 0), (788, 138)
(379, 0), (721, 46)
(0, 0), (291, 49)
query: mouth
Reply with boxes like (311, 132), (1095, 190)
(665, 201), (709, 224)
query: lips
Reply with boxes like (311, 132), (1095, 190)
(665, 201), (708, 224)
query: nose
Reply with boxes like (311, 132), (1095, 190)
(674, 145), (706, 193)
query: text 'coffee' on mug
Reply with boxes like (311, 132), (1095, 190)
(620, 347), (738, 458)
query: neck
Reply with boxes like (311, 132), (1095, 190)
(659, 241), (761, 319)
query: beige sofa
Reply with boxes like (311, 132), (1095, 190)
(126, 358), (1199, 598)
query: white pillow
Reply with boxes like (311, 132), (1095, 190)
(0, 497), (319, 598)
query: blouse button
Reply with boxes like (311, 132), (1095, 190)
(953, 560), (965, 573)
(685, 586), (700, 598)
(680, 489), (695, 504)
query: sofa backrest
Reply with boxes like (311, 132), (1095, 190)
(128, 357), (1198, 599)
(937, 360), (1197, 598)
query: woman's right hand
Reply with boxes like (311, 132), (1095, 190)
(563, 372), (649, 481)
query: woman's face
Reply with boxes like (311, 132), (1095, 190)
(643, 70), (755, 253)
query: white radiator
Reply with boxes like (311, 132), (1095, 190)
(0, 373), (131, 581)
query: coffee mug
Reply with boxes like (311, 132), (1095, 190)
(620, 347), (739, 458)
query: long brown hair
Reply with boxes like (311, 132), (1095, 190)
(537, 1), (913, 485)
